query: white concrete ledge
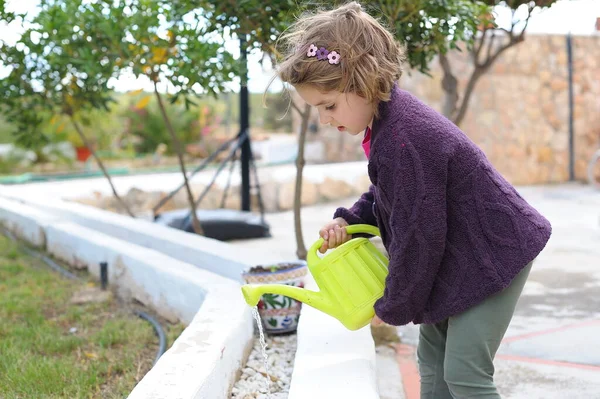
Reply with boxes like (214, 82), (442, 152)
(289, 274), (379, 399)
(46, 221), (214, 324)
(0, 191), (263, 282)
(0, 197), (59, 247)
(129, 292), (253, 399)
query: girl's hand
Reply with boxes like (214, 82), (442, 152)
(371, 315), (384, 326)
(318, 217), (350, 253)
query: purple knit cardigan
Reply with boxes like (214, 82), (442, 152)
(334, 86), (552, 326)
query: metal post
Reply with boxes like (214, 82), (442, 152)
(567, 33), (575, 181)
(240, 35), (251, 211)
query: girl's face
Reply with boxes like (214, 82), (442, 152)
(296, 85), (375, 135)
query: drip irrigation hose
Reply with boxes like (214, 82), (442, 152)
(26, 246), (80, 280)
(0, 228), (167, 365)
(0, 227), (79, 279)
(133, 310), (168, 365)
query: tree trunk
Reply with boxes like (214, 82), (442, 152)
(293, 104), (312, 260)
(441, 28), (524, 127)
(439, 53), (459, 119)
(153, 84), (204, 235)
(451, 67), (485, 126)
(70, 117), (135, 217)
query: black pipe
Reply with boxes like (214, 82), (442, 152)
(32, 250), (80, 281)
(100, 261), (108, 290)
(567, 33), (575, 181)
(1, 228), (77, 282)
(134, 310), (168, 365)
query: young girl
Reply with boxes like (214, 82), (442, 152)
(271, 2), (552, 398)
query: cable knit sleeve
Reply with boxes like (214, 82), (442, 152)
(333, 184), (377, 227)
(373, 138), (448, 326)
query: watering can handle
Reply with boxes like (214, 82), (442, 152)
(307, 224), (381, 265)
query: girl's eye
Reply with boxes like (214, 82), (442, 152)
(325, 104), (336, 111)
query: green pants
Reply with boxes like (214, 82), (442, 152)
(417, 262), (533, 399)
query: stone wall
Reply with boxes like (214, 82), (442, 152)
(400, 33), (600, 185)
(292, 33), (600, 185)
(73, 171), (372, 216)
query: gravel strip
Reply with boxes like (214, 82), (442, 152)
(231, 332), (297, 399)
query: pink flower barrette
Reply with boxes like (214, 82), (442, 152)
(306, 44), (340, 65)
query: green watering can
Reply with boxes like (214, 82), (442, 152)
(241, 224), (389, 330)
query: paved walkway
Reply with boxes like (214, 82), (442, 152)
(231, 183), (600, 399)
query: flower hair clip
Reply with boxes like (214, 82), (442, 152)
(306, 44), (340, 65)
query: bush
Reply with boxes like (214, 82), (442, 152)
(121, 94), (225, 155)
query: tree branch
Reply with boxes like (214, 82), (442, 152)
(454, 31), (521, 124)
(454, 4), (536, 125)
(484, 30), (496, 67)
(452, 67), (484, 126)
(293, 103), (311, 260)
(473, 28), (488, 64)
(518, 5), (535, 41)
(439, 53), (458, 119)
(153, 82), (204, 235)
(70, 117), (135, 217)
(483, 38), (518, 70)
(290, 99), (304, 116)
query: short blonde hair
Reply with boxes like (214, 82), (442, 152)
(273, 2), (405, 112)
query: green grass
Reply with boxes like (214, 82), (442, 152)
(0, 235), (185, 398)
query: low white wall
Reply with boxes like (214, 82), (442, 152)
(0, 197), (59, 247)
(0, 190), (266, 282)
(129, 292), (253, 399)
(0, 195), (254, 399)
(46, 221), (212, 324)
(288, 274), (379, 399)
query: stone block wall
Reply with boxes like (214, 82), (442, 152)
(72, 169), (372, 216)
(400, 33), (600, 185)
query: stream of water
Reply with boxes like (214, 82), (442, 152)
(252, 306), (272, 397)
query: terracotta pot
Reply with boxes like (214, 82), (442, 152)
(75, 146), (92, 162)
(242, 261), (307, 335)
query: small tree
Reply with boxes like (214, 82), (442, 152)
(340, 0), (489, 124)
(201, 0), (314, 258)
(0, 0), (135, 216)
(113, 0), (236, 234)
(438, 0), (559, 125)
(359, 1), (559, 125)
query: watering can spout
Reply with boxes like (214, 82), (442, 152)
(241, 284), (333, 315)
